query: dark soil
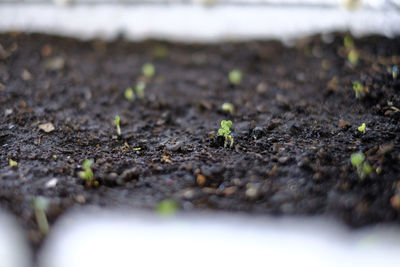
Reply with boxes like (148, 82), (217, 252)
(1, 32), (400, 255)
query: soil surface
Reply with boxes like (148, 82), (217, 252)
(1, 33), (400, 255)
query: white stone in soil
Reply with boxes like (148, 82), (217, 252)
(0, 212), (31, 267)
(39, 211), (400, 267)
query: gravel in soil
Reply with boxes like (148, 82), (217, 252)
(1, 32), (400, 253)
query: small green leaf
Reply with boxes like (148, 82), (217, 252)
(114, 115), (120, 125)
(353, 81), (363, 98)
(114, 115), (121, 136)
(142, 63), (155, 78)
(154, 45), (168, 58)
(357, 123), (366, 133)
(348, 50), (358, 65)
(228, 69), (242, 85)
(79, 159), (94, 181)
(344, 36), (354, 49)
(135, 82), (146, 99)
(363, 163), (373, 175)
(9, 159), (18, 167)
(156, 199), (178, 216)
(221, 102), (234, 114)
(351, 153), (365, 167)
(124, 87), (135, 101)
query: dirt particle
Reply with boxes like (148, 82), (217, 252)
(44, 56), (65, 71)
(390, 194), (400, 210)
(245, 184), (258, 199)
(45, 178), (58, 189)
(222, 186), (237, 196)
(21, 69), (32, 81)
(41, 44), (52, 57)
(338, 119), (351, 129)
(118, 167), (139, 185)
(38, 123), (55, 133)
(75, 195), (86, 204)
(196, 174), (207, 186)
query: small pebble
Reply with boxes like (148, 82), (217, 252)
(45, 178), (58, 189)
(390, 194), (400, 210)
(196, 174), (206, 186)
(39, 123), (55, 133)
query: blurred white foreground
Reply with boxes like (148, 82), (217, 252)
(0, 213), (31, 267)
(39, 211), (400, 267)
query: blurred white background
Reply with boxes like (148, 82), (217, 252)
(0, 0), (399, 41)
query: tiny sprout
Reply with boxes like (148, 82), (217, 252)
(344, 36), (354, 49)
(135, 81), (146, 99)
(33, 196), (50, 235)
(9, 159), (18, 167)
(351, 152), (372, 179)
(156, 199), (178, 216)
(142, 63), (155, 78)
(114, 115), (121, 136)
(221, 102), (234, 114)
(218, 120), (234, 148)
(124, 87), (135, 101)
(79, 159), (94, 182)
(154, 45), (168, 58)
(228, 69), (242, 85)
(348, 50), (358, 65)
(357, 123), (366, 133)
(52, 155), (57, 159)
(393, 66), (399, 80)
(353, 81), (363, 99)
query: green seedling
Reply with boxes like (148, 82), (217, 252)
(114, 115), (121, 136)
(348, 50), (359, 65)
(344, 36), (358, 65)
(33, 196), (50, 235)
(353, 81), (363, 99)
(351, 152), (373, 179)
(154, 45), (168, 58)
(358, 123), (366, 133)
(142, 63), (155, 78)
(228, 69), (242, 85)
(9, 159), (18, 167)
(135, 81), (146, 99)
(79, 159), (94, 182)
(221, 102), (234, 114)
(218, 120), (234, 148)
(393, 66), (399, 80)
(124, 87), (135, 101)
(344, 36), (354, 50)
(156, 199), (178, 216)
